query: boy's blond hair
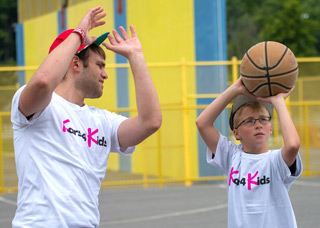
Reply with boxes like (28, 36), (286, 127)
(233, 102), (270, 129)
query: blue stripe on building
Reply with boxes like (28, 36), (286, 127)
(194, 0), (228, 177)
(16, 23), (25, 86)
(114, 0), (131, 172)
(58, 9), (67, 34)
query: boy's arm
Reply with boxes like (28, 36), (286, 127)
(103, 26), (162, 148)
(196, 78), (251, 154)
(258, 90), (300, 167)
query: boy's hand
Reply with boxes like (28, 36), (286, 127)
(257, 87), (294, 105)
(77, 6), (106, 45)
(103, 25), (142, 60)
(231, 77), (256, 98)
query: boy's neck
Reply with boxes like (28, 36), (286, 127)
(242, 143), (268, 154)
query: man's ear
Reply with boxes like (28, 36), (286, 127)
(71, 55), (82, 73)
(233, 129), (241, 140)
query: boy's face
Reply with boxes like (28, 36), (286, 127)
(233, 106), (272, 153)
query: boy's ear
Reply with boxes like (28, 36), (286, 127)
(233, 129), (241, 140)
(269, 124), (272, 135)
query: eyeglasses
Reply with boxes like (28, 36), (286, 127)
(235, 116), (271, 129)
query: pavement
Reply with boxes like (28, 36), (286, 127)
(0, 177), (319, 228)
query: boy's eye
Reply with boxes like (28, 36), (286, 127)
(259, 117), (270, 123)
(244, 119), (255, 124)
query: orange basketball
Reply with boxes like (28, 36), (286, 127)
(240, 41), (298, 97)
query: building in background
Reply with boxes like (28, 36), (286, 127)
(16, 0), (228, 182)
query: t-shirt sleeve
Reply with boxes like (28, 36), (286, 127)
(206, 134), (239, 174)
(272, 149), (303, 186)
(11, 85), (42, 129)
(104, 111), (135, 155)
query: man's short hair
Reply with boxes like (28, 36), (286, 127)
(76, 44), (106, 67)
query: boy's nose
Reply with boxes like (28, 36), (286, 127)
(254, 120), (263, 128)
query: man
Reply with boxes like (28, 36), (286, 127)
(11, 6), (161, 227)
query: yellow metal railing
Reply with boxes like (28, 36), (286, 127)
(1, 57), (320, 193)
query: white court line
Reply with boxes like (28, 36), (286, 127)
(294, 180), (320, 187)
(0, 196), (16, 206)
(100, 203), (228, 225)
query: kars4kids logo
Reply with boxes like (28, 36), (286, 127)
(229, 167), (270, 190)
(62, 119), (107, 148)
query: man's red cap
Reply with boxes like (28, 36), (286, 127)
(48, 29), (109, 54)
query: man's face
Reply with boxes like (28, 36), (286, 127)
(76, 50), (108, 98)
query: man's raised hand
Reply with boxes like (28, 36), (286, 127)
(77, 6), (106, 45)
(103, 25), (143, 59)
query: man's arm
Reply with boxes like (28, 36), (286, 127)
(258, 90), (300, 167)
(104, 26), (162, 148)
(196, 78), (251, 154)
(19, 6), (106, 118)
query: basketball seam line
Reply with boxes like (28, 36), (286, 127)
(245, 45), (289, 71)
(265, 41), (272, 96)
(240, 66), (298, 78)
(270, 47), (288, 70)
(250, 82), (292, 93)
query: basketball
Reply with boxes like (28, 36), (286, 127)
(240, 41), (298, 97)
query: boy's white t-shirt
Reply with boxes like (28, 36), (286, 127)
(207, 134), (302, 228)
(11, 86), (135, 228)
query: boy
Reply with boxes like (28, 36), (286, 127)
(196, 77), (302, 228)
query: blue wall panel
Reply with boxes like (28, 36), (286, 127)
(194, 0), (228, 177)
(114, 0), (131, 172)
(16, 23), (25, 86)
(58, 9), (68, 34)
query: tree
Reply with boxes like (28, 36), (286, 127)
(0, 0), (17, 65)
(227, 0), (259, 59)
(260, 0), (317, 57)
(226, 0), (319, 58)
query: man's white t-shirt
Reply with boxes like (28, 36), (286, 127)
(207, 134), (302, 228)
(11, 86), (135, 228)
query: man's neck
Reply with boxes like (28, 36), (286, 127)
(55, 82), (85, 107)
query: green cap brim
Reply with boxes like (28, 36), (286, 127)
(76, 32), (109, 54)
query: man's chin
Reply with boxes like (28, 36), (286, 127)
(86, 92), (103, 99)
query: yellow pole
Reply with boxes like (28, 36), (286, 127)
(157, 129), (163, 188)
(181, 59), (191, 186)
(272, 110), (280, 148)
(142, 141), (148, 188)
(298, 79), (303, 127)
(231, 56), (238, 83)
(0, 115), (4, 194)
(304, 105), (310, 177)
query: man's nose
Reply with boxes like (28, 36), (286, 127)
(102, 69), (108, 79)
